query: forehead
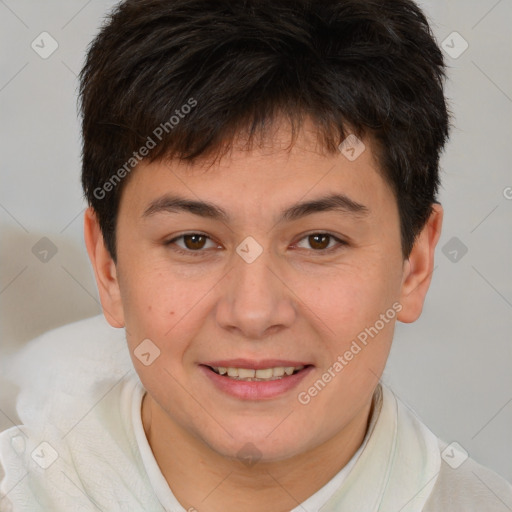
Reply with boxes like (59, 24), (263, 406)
(118, 121), (394, 222)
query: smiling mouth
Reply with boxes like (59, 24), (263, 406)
(206, 365), (309, 381)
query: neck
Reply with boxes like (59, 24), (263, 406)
(142, 394), (375, 512)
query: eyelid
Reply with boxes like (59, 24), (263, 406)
(165, 232), (221, 256)
(165, 231), (348, 256)
(293, 232), (348, 252)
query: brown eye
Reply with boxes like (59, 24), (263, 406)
(295, 233), (346, 253)
(167, 233), (218, 254)
(308, 234), (330, 250)
(183, 234), (207, 250)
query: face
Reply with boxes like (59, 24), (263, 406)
(86, 120), (438, 463)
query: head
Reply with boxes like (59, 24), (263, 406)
(82, 0), (448, 462)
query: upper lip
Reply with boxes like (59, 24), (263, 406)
(202, 359), (312, 370)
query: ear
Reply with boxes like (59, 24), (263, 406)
(83, 206), (125, 328)
(397, 203), (443, 323)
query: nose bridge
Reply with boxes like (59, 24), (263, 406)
(216, 240), (296, 338)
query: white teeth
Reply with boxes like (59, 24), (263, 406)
(227, 367), (239, 377)
(255, 368), (273, 379)
(273, 367), (285, 377)
(211, 365), (305, 381)
(238, 368), (256, 378)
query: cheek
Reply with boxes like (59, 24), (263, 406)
(118, 261), (215, 361)
(292, 260), (400, 340)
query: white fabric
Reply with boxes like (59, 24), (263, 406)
(0, 315), (511, 511)
(132, 384), (375, 512)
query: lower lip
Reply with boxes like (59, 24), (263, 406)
(199, 365), (314, 400)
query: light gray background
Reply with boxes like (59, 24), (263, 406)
(1, 0), (511, 482)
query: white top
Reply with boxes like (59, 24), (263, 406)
(131, 383), (376, 512)
(0, 314), (510, 511)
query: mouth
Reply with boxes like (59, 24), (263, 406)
(207, 364), (307, 381)
(199, 361), (314, 400)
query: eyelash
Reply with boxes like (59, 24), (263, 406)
(164, 232), (347, 257)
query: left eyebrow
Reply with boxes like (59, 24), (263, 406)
(141, 193), (369, 223)
(279, 193), (369, 222)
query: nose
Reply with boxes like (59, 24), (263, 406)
(215, 244), (297, 340)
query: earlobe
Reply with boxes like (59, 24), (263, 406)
(83, 206), (125, 328)
(397, 203), (443, 323)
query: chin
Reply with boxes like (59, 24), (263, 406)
(200, 424), (311, 464)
